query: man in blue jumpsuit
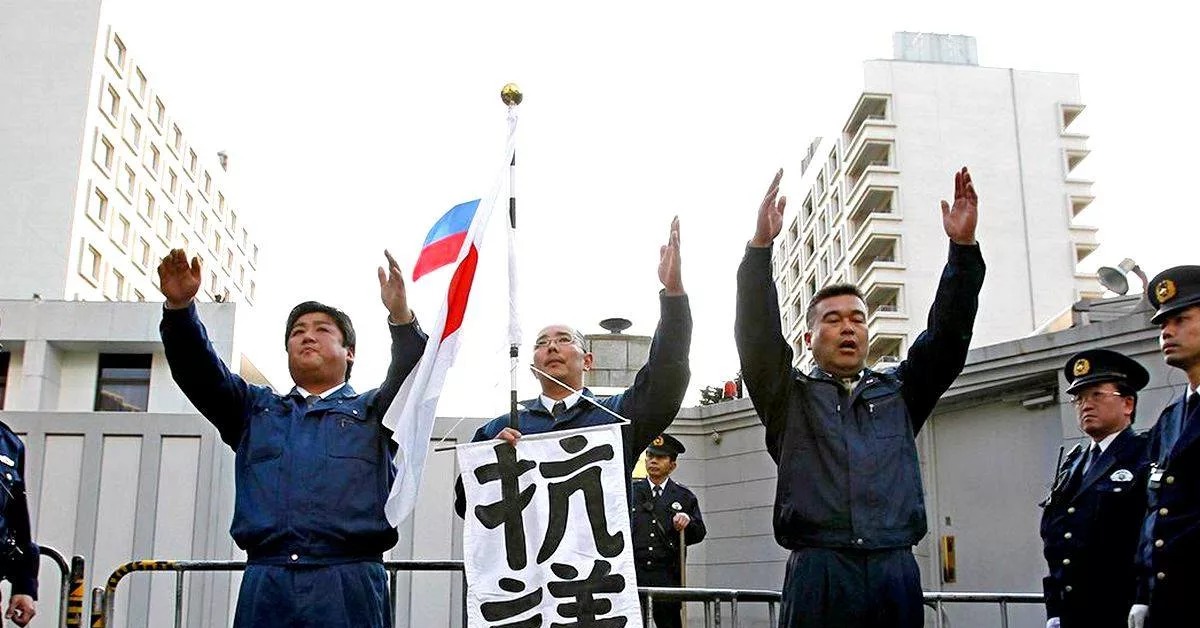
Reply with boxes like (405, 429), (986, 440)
(0, 415), (38, 627)
(736, 168), (984, 627)
(1040, 349), (1150, 628)
(1129, 265), (1200, 628)
(157, 248), (427, 628)
(629, 433), (706, 628)
(454, 218), (691, 516)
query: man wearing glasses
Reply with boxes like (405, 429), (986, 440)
(1040, 349), (1150, 628)
(455, 218), (692, 517)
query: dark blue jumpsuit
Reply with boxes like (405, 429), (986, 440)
(736, 242), (985, 628)
(0, 423), (38, 604)
(161, 304), (427, 628)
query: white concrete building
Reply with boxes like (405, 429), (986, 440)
(0, 3), (259, 306)
(776, 33), (1100, 369)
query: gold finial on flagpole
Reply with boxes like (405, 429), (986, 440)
(500, 83), (523, 107)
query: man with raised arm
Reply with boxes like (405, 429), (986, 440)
(455, 218), (692, 517)
(736, 168), (985, 628)
(158, 249), (426, 628)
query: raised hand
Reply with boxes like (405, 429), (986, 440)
(941, 167), (979, 245)
(157, 249), (201, 309)
(658, 216), (685, 296)
(378, 249), (413, 324)
(751, 169), (786, 247)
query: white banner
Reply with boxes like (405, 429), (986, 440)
(458, 423), (642, 627)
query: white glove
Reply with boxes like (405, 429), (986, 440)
(1128, 604), (1149, 628)
(1046, 617), (1060, 628)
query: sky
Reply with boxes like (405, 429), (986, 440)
(100, 0), (1198, 419)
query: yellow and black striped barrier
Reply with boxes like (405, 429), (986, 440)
(34, 544), (80, 628)
(65, 555), (86, 628)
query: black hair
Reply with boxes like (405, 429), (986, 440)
(805, 283), (867, 329)
(285, 301), (356, 382)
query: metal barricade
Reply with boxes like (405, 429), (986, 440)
(87, 559), (1046, 628)
(88, 559), (466, 628)
(924, 591), (1046, 628)
(640, 586), (780, 628)
(33, 544), (85, 628)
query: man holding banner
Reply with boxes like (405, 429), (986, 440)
(455, 217), (692, 515)
(737, 168), (984, 628)
(158, 249), (425, 628)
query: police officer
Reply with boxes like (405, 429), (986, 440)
(158, 249), (427, 628)
(1130, 265), (1200, 628)
(630, 434), (705, 628)
(0, 417), (37, 627)
(1040, 350), (1150, 628)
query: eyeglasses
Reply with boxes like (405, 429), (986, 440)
(533, 336), (580, 349)
(1070, 390), (1127, 407)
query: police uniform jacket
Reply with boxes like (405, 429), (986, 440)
(455, 293), (692, 517)
(1040, 428), (1149, 626)
(0, 422), (38, 599)
(629, 477), (705, 584)
(1136, 392), (1200, 606)
(735, 242), (984, 551)
(160, 303), (428, 565)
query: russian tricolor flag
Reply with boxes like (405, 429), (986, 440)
(382, 197), (490, 525)
(412, 199), (480, 282)
(381, 112), (519, 528)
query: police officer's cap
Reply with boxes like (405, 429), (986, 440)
(645, 434), (685, 459)
(1063, 349), (1149, 395)
(1147, 265), (1200, 325)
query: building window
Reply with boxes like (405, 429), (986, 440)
(107, 268), (126, 300)
(166, 168), (179, 197)
(87, 186), (110, 225)
(94, 354), (151, 412)
(252, 244), (259, 266)
(107, 34), (127, 71)
(249, 280), (257, 303)
(180, 234), (190, 254)
(112, 214), (131, 251)
(229, 210), (238, 233)
(209, 271), (219, 295)
(187, 149), (198, 175)
(158, 213), (175, 243)
(183, 192), (195, 219)
(121, 164), (136, 198)
(146, 144), (161, 177)
(132, 67), (148, 103)
(135, 237), (152, 270)
(237, 264), (245, 287)
(169, 124), (182, 153)
(202, 171), (212, 197)
(102, 85), (121, 121)
(153, 97), (166, 129)
(224, 248), (234, 271)
(0, 352), (9, 410)
(199, 213), (210, 240)
(124, 115), (142, 152)
(213, 231), (222, 254)
(140, 189), (156, 222)
(80, 243), (103, 285)
(133, 289), (145, 302)
(216, 192), (226, 218)
(94, 133), (115, 173)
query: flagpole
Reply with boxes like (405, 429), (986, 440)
(501, 83), (523, 431)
